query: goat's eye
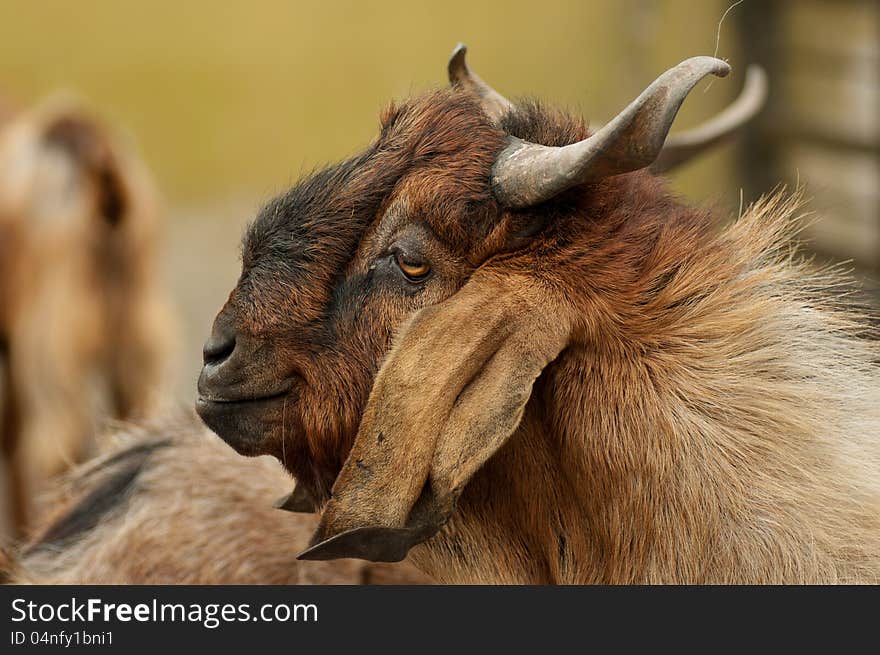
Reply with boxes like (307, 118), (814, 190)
(394, 251), (431, 282)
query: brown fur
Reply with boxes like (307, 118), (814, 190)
(198, 88), (880, 583)
(0, 96), (172, 538)
(345, 193), (880, 584)
(7, 415), (430, 585)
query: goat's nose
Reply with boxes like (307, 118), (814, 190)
(203, 323), (236, 366)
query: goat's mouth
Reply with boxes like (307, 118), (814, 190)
(196, 388), (290, 404)
(195, 385), (296, 457)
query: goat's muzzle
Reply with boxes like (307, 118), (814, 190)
(196, 310), (294, 456)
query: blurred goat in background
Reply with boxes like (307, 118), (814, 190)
(0, 97), (172, 540)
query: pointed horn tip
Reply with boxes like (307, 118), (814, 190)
(448, 43), (469, 82)
(676, 55), (731, 80)
(702, 56), (731, 78)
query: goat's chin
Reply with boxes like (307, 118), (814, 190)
(195, 393), (292, 458)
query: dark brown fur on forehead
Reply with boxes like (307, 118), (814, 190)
(240, 90), (613, 316)
(237, 89), (506, 332)
(501, 98), (590, 146)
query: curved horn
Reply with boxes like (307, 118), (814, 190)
(651, 65), (768, 173)
(492, 56), (731, 208)
(447, 43), (513, 123)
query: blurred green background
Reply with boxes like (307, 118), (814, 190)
(0, 0), (744, 203)
(1, 0), (876, 398)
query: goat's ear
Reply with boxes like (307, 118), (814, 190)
(43, 112), (128, 226)
(299, 271), (570, 562)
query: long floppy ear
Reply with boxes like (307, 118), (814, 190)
(299, 270), (571, 562)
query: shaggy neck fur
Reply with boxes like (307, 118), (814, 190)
(412, 175), (880, 584)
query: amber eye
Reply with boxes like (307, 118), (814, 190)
(394, 251), (431, 281)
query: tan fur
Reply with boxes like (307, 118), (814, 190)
(8, 414), (429, 585)
(0, 96), (173, 538)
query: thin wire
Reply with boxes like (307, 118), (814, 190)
(705, 0), (746, 93)
(714, 0), (745, 59)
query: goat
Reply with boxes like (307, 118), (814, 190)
(0, 97), (172, 538)
(5, 414), (430, 584)
(195, 46), (880, 584)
